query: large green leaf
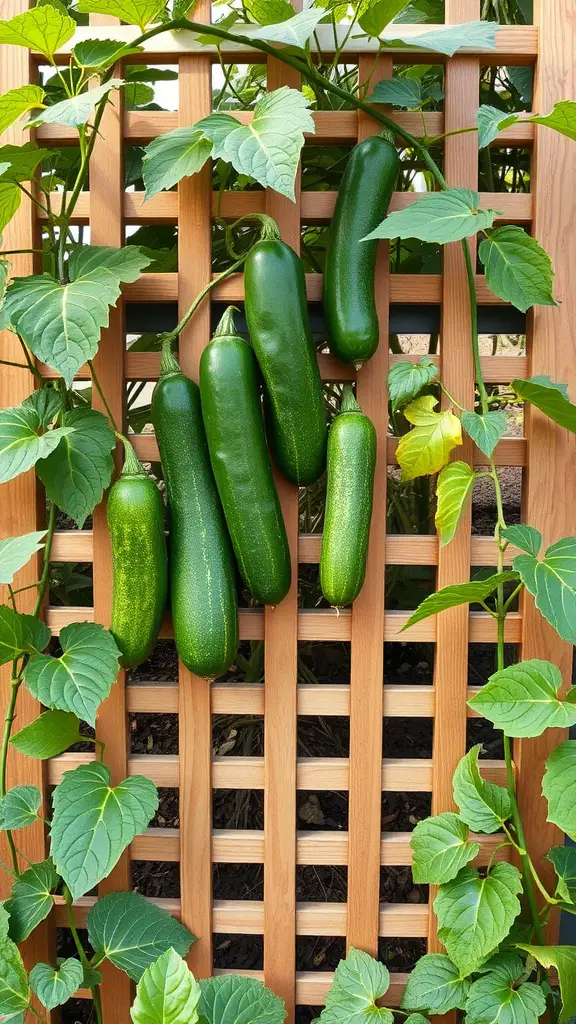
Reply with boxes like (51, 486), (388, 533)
(0, 606), (50, 666)
(396, 395), (462, 481)
(363, 188), (500, 244)
(468, 659), (576, 738)
(402, 571), (518, 630)
(242, 8), (323, 46)
(0, 931), (29, 1023)
(475, 105), (518, 148)
(0, 4), (75, 59)
(502, 524), (542, 557)
(76, 0), (165, 30)
(143, 127), (213, 200)
(2, 244), (150, 385)
(245, 0), (294, 23)
(6, 859), (59, 943)
(359, 0), (412, 36)
(28, 81), (124, 129)
(387, 357), (438, 412)
(511, 377), (576, 433)
(11, 709), (83, 760)
(513, 537), (576, 645)
(36, 407), (116, 528)
(0, 144), (51, 184)
(542, 741), (576, 840)
(387, 20), (498, 56)
(529, 101), (576, 142)
(465, 959), (546, 1024)
(0, 86), (45, 136)
(435, 462), (475, 546)
(479, 226), (556, 312)
(72, 38), (144, 68)
(400, 953), (470, 1014)
(0, 530), (46, 585)
(547, 846), (576, 904)
(30, 959), (83, 1011)
(199, 975), (287, 1024)
(453, 744), (513, 834)
(51, 761), (158, 900)
(517, 946), (576, 1024)
(131, 948), (201, 1024)
(368, 76), (422, 108)
(411, 812), (478, 884)
(318, 946), (390, 1024)
(435, 863), (522, 975)
(0, 785), (41, 830)
(0, 401), (73, 484)
(24, 621), (120, 727)
(461, 410), (506, 459)
(88, 891), (195, 981)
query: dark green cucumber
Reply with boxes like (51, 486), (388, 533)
(108, 440), (168, 669)
(324, 134), (399, 366)
(151, 345), (238, 677)
(320, 387), (377, 607)
(199, 307), (291, 606)
(244, 238), (327, 485)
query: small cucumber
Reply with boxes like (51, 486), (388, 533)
(324, 134), (399, 365)
(244, 238), (327, 485)
(108, 439), (168, 669)
(200, 307), (291, 606)
(320, 386), (377, 607)
(151, 344), (238, 678)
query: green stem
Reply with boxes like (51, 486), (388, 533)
(33, 501), (57, 618)
(17, 337), (43, 381)
(89, 360), (118, 433)
(462, 241), (489, 415)
(64, 885), (90, 970)
(165, 256), (245, 346)
(1, 674), (22, 874)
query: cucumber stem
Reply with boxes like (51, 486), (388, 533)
(160, 335), (182, 377)
(340, 385), (361, 414)
(116, 433), (145, 476)
(214, 306), (240, 339)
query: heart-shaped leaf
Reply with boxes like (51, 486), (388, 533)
(131, 947), (201, 1024)
(453, 745), (513, 834)
(513, 537), (576, 644)
(0, 402), (73, 484)
(0, 4), (75, 59)
(479, 226), (556, 312)
(88, 891), (195, 981)
(517, 945), (576, 1024)
(465, 960), (545, 1024)
(475, 105), (518, 148)
(0, 785), (41, 830)
(368, 76), (422, 108)
(0, 606), (50, 666)
(6, 859), (59, 943)
(400, 953), (471, 1014)
(396, 395), (462, 481)
(28, 80), (124, 129)
(411, 812), (479, 884)
(30, 959), (84, 1010)
(76, 0), (165, 30)
(200, 974), (287, 1024)
(468, 659), (576, 737)
(0, 85), (45, 136)
(0, 931), (29, 1021)
(363, 189), (501, 244)
(501, 524), (542, 557)
(0, 530), (46, 585)
(72, 38), (144, 68)
(461, 410), (506, 459)
(10, 710), (82, 760)
(387, 357), (438, 412)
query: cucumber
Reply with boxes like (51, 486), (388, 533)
(244, 238), (327, 485)
(200, 307), (291, 606)
(320, 386), (377, 607)
(151, 344), (238, 677)
(324, 134), (399, 366)
(108, 439), (168, 669)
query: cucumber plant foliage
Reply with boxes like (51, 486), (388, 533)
(0, 0), (575, 1021)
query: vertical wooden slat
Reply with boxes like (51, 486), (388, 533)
(429, 0), (479, 953)
(263, 29), (300, 1019)
(177, 0), (214, 978)
(346, 55), (391, 956)
(88, 19), (131, 1017)
(0, 10), (52, 986)
(516, 0), (576, 906)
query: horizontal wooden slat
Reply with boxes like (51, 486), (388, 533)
(47, 752), (508, 790)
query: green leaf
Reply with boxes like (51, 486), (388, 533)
(30, 959), (84, 1011)
(0, 606), (50, 666)
(363, 188), (501, 245)
(453, 744), (513, 834)
(76, 0), (165, 30)
(435, 863), (522, 976)
(72, 38), (145, 68)
(51, 761), (158, 900)
(36, 407), (115, 527)
(475, 105), (518, 148)
(245, 0), (295, 23)
(28, 81), (124, 129)
(0, 4), (75, 59)
(5, 859), (59, 943)
(0, 144), (51, 183)
(359, 0), (416, 36)
(0, 183), (21, 233)
(529, 100), (576, 142)
(2, 244), (150, 385)
(468, 659), (576, 738)
(387, 20), (498, 56)
(24, 621), (120, 727)
(547, 846), (576, 904)
(199, 975), (286, 1024)
(542, 741), (576, 840)
(22, 388), (64, 427)
(511, 377), (576, 433)
(528, 375), (569, 398)
(502, 524), (542, 557)
(411, 812), (479, 884)
(517, 946), (576, 1024)
(0, 86), (45, 136)
(387, 356), (438, 412)
(142, 127), (213, 200)
(435, 462), (475, 547)
(10, 710), (82, 760)
(479, 226), (556, 312)
(0, 530), (46, 585)
(242, 8), (323, 47)
(513, 537), (576, 645)
(319, 946), (390, 1024)
(368, 76), (422, 108)
(0, 402), (73, 485)
(88, 891), (195, 981)
(461, 410), (506, 458)
(0, 786), (41, 830)
(396, 395), (462, 481)
(0, 932), (29, 1022)
(131, 948), (201, 1024)
(402, 571), (518, 630)
(465, 963), (546, 1024)
(400, 953), (470, 1014)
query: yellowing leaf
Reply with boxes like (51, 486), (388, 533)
(396, 395), (462, 480)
